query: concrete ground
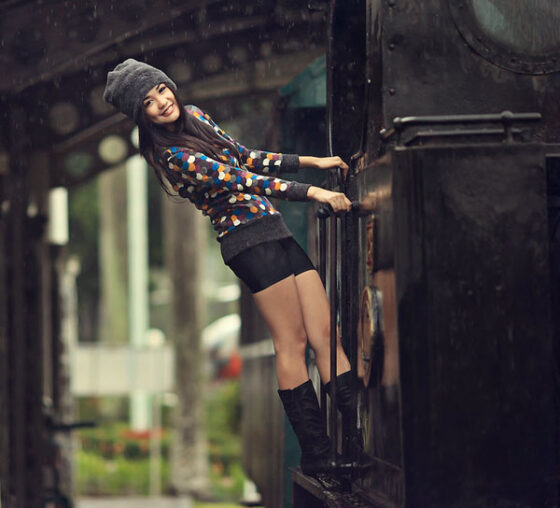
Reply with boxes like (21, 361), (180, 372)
(77, 497), (193, 508)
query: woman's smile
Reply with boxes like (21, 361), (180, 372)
(143, 83), (180, 125)
(161, 103), (174, 117)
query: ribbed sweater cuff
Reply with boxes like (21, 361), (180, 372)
(288, 182), (311, 201)
(280, 154), (300, 173)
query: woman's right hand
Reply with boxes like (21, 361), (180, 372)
(307, 186), (352, 213)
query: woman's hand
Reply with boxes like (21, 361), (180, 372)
(299, 156), (349, 176)
(307, 186), (352, 213)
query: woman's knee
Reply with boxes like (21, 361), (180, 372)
(309, 318), (331, 348)
(273, 330), (308, 359)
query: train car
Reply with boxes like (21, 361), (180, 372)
(289, 0), (560, 507)
(242, 1), (560, 507)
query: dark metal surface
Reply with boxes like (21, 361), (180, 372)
(381, 0), (560, 143)
(344, 143), (559, 507)
(327, 0), (367, 163)
(393, 144), (556, 507)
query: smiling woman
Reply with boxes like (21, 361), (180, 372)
(103, 58), (358, 481)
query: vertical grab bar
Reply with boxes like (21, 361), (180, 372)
(316, 179), (365, 474)
(328, 207), (338, 466)
(316, 167), (340, 467)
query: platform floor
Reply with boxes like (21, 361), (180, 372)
(77, 497), (193, 508)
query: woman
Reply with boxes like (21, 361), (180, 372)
(104, 59), (359, 476)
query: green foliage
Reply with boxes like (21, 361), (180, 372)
(77, 422), (170, 461)
(76, 451), (170, 496)
(204, 380), (245, 501)
(206, 380), (241, 441)
(75, 380), (247, 500)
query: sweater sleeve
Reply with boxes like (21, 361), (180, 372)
(164, 147), (311, 201)
(186, 105), (301, 175)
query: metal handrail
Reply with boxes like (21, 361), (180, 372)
(380, 110), (541, 144)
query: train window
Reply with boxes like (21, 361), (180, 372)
(450, 0), (560, 74)
(472, 0), (560, 54)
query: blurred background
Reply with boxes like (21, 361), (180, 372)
(0, 1), (330, 506)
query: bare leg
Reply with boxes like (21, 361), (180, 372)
(294, 270), (351, 384)
(252, 275), (310, 390)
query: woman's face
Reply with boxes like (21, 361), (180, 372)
(142, 83), (180, 126)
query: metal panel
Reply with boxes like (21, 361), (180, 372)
(391, 143), (557, 507)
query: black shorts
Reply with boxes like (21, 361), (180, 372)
(226, 237), (316, 293)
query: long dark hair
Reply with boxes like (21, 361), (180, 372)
(137, 88), (241, 194)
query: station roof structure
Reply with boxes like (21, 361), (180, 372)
(1, 0), (328, 187)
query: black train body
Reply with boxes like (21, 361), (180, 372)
(319, 0), (560, 506)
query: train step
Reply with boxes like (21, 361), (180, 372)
(291, 468), (375, 508)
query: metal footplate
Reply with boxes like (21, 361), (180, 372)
(291, 467), (374, 508)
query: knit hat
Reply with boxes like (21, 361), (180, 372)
(103, 58), (177, 121)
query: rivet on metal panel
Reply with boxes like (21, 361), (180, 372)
(389, 43), (395, 50)
(388, 88), (396, 96)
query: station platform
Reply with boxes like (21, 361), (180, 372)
(77, 497), (192, 508)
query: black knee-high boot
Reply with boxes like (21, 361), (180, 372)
(324, 371), (364, 457)
(277, 379), (330, 475)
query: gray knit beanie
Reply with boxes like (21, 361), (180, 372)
(103, 59), (177, 121)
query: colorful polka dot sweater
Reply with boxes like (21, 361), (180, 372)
(162, 105), (311, 261)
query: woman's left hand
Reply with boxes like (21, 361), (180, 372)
(314, 156), (349, 172)
(299, 156), (349, 176)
